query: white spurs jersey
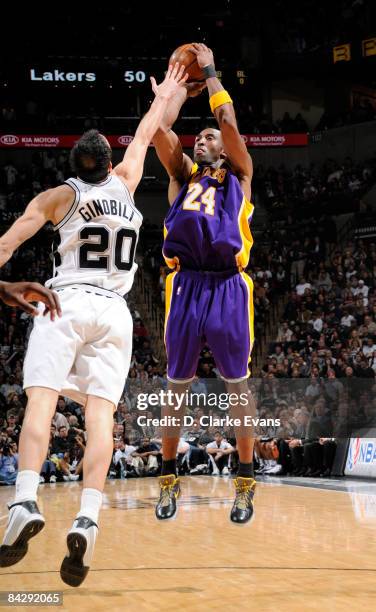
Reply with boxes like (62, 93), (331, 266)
(46, 174), (143, 296)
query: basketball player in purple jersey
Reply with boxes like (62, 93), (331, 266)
(152, 43), (256, 524)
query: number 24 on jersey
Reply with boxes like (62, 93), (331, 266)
(182, 184), (217, 216)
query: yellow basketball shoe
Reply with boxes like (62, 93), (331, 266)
(230, 477), (256, 525)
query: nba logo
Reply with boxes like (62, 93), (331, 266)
(347, 438), (361, 471)
(177, 286), (182, 295)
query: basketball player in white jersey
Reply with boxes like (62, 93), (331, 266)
(0, 62), (188, 586)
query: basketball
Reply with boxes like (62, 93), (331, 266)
(169, 43), (205, 82)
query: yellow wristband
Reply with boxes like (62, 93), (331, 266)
(209, 90), (233, 113)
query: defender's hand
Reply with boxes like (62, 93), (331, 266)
(150, 63), (188, 100)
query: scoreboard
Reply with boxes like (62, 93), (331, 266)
(2, 59), (248, 89)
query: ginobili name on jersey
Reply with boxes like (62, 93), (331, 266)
(79, 199), (135, 223)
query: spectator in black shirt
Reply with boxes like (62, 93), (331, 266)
(51, 425), (69, 455)
(131, 437), (160, 476)
(356, 359), (375, 379)
(5, 414), (21, 442)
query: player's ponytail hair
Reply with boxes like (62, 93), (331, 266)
(70, 129), (112, 183)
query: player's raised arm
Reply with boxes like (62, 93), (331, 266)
(190, 43), (253, 193)
(0, 185), (73, 268)
(151, 81), (205, 184)
(113, 63), (188, 196)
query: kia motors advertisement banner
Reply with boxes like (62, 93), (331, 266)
(0, 133), (308, 149)
(345, 436), (376, 478)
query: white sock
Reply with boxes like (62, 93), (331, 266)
(77, 488), (102, 524)
(14, 470), (40, 503)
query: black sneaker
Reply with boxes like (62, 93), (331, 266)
(230, 477), (256, 525)
(155, 475), (180, 520)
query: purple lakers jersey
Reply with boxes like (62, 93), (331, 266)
(163, 163), (254, 271)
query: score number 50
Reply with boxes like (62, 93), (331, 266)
(124, 70), (146, 83)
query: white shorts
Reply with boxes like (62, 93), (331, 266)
(23, 285), (133, 407)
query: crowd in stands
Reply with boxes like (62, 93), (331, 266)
(315, 100), (376, 132)
(253, 156), (376, 217)
(251, 218), (376, 475)
(259, 231), (376, 382)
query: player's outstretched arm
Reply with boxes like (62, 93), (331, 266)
(0, 185), (72, 268)
(113, 63), (188, 196)
(152, 81), (205, 185)
(190, 43), (253, 197)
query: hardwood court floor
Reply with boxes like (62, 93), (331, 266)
(0, 475), (375, 611)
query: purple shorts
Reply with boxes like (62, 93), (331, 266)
(164, 269), (254, 382)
